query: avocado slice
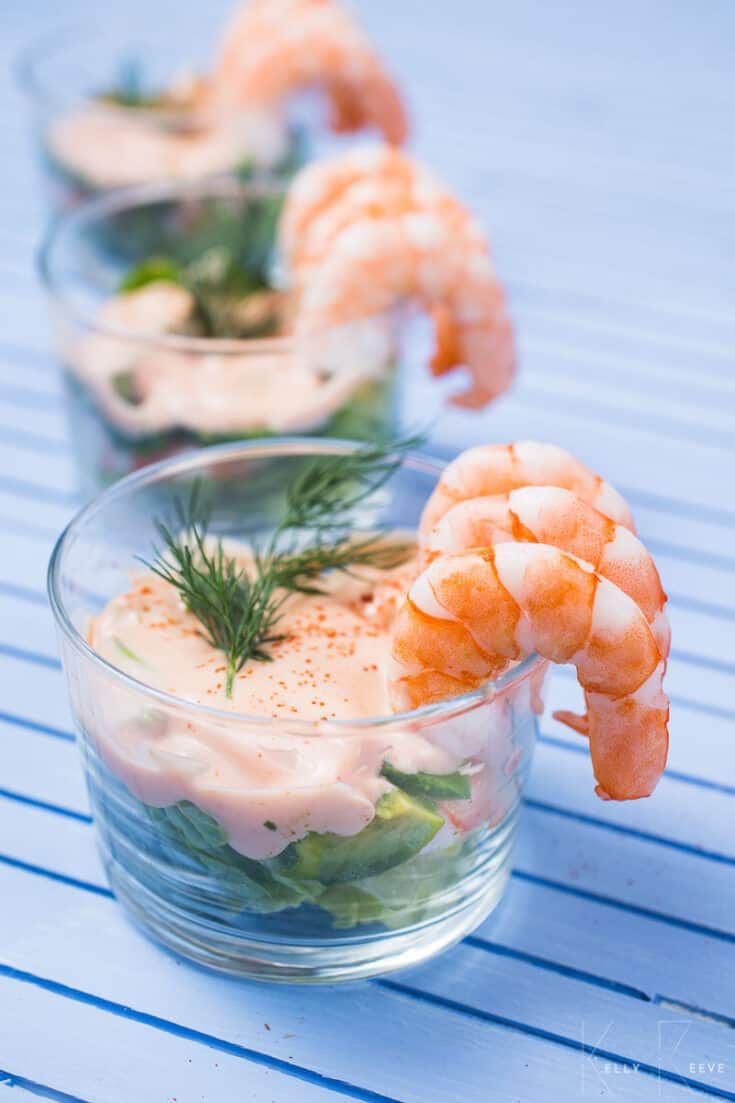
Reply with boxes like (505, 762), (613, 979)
(119, 256), (183, 293)
(380, 761), (471, 802)
(277, 789), (444, 885)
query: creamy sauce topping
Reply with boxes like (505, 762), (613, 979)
(49, 101), (289, 189)
(90, 557), (416, 718)
(65, 283), (395, 437)
(81, 545), (529, 859)
(83, 550), (473, 858)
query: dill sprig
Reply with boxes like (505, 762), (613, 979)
(282, 434), (424, 531)
(145, 437), (422, 698)
(270, 532), (413, 597)
(148, 495), (290, 696)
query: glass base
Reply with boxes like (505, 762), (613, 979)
(102, 844), (510, 983)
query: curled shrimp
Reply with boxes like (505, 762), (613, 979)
(282, 149), (515, 406)
(282, 147), (486, 267)
(423, 486), (670, 656)
(390, 544), (669, 801)
(419, 441), (635, 538)
(282, 149), (492, 385)
(280, 146), (418, 265)
(211, 0), (407, 145)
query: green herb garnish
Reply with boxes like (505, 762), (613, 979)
(147, 495), (289, 697)
(119, 256), (183, 294)
(101, 58), (164, 110)
(118, 193), (285, 338)
(380, 762), (471, 801)
(145, 437), (421, 698)
(281, 434), (424, 531)
(182, 246), (277, 338)
(114, 637), (145, 665)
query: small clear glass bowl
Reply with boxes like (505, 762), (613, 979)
(17, 25), (301, 213)
(38, 178), (400, 498)
(48, 438), (548, 983)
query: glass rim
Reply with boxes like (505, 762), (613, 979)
(35, 175), (317, 357)
(15, 24), (90, 106)
(16, 23), (211, 117)
(48, 436), (545, 734)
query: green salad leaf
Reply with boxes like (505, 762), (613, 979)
(318, 835), (477, 930)
(143, 720), (476, 927)
(117, 192), (285, 339)
(119, 256), (183, 293)
(100, 58), (164, 110)
(380, 761), (472, 802)
(148, 803), (310, 913)
(273, 789), (443, 886)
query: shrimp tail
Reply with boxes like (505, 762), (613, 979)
(213, 0), (408, 146)
(429, 304), (463, 376)
(552, 709), (590, 737)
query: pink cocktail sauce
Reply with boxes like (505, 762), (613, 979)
(85, 551), (531, 859)
(66, 284), (395, 438)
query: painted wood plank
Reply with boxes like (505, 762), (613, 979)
(1, 1), (734, 1099)
(543, 679), (735, 790)
(4, 737), (735, 957)
(0, 975), (404, 1103)
(421, 394), (735, 517)
(2, 741), (735, 1033)
(5, 716), (735, 1025)
(0, 536), (52, 596)
(0, 401), (67, 449)
(0, 433), (75, 485)
(0, 1086), (58, 1102)
(0, 865), (730, 1101)
(0, 489), (74, 538)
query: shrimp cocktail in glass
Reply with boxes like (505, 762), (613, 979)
(39, 149), (517, 497)
(18, 0), (408, 213)
(49, 437), (670, 981)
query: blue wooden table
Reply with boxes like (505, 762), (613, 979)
(1, 1), (734, 1099)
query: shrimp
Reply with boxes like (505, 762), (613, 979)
(423, 486), (670, 656)
(279, 147), (511, 404)
(281, 146), (485, 270)
(390, 544), (669, 801)
(211, 0), (407, 145)
(280, 146), (417, 266)
(289, 205), (514, 406)
(419, 441), (635, 538)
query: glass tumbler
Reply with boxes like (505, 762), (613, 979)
(17, 25), (300, 214)
(39, 178), (400, 498)
(48, 439), (547, 982)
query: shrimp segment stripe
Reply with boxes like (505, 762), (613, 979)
(424, 486), (670, 656)
(419, 441), (635, 537)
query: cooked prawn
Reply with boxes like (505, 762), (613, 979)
(281, 146), (485, 269)
(419, 441), (635, 538)
(423, 486), (670, 655)
(280, 146), (418, 266)
(281, 147), (502, 398)
(284, 180), (513, 405)
(390, 544), (669, 800)
(211, 0), (407, 145)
